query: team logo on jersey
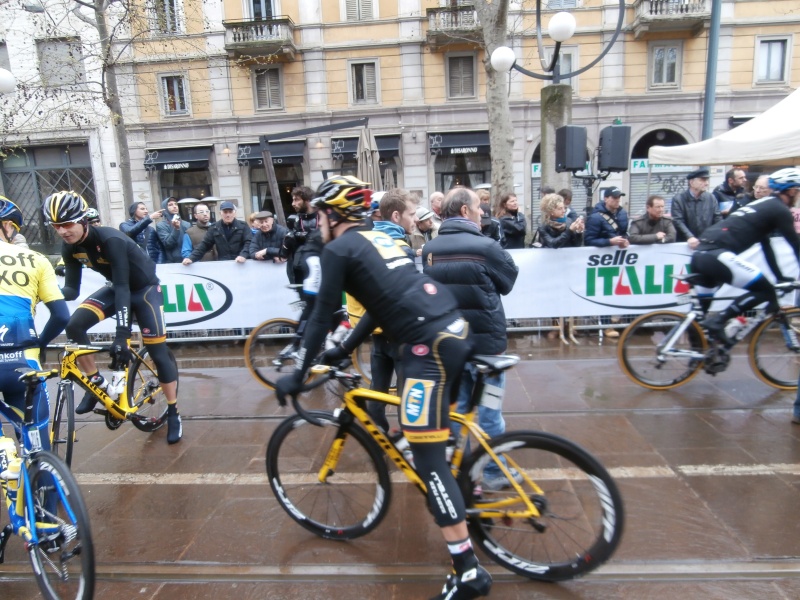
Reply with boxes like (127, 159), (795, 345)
(373, 235), (395, 249)
(423, 283), (438, 295)
(412, 344), (429, 356)
(401, 379), (433, 426)
(141, 327), (151, 335)
(0, 324), (8, 343)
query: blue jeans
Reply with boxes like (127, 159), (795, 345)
(453, 363), (506, 476)
(794, 383), (800, 419)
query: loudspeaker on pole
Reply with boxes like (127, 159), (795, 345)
(555, 126), (587, 173)
(598, 125), (631, 172)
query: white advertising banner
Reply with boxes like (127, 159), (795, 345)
(35, 240), (798, 333)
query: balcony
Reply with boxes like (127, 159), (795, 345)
(426, 6), (482, 51)
(632, 0), (710, 39)
(223, 16), (296, 60)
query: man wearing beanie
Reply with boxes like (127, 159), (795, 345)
(120, 201), (163, 254)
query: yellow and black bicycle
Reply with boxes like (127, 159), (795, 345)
(266, 356), (625, 581)
(49, 343), (176, 466)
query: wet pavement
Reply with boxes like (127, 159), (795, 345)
(3, 332), (800, 599)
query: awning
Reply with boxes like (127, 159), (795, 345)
(238, 141), (306, 166)
(332, 135), (401, 160)
(144, 147), (212, 171)
(428, 131), (490, 156)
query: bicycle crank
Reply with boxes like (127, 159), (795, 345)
(95, 409), (124, 430)
(703, 347), (730, 375)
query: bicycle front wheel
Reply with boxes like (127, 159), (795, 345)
(618, 310), (707, 390)
(266, 411), (391, 540)
(749, 307), (800, 390)
(51, 382), (75, 467)
(461, 431), (624, 581)
(127, 347), (173, 432)
(27, 451), (95, 600)
(245, 318), (299, 389)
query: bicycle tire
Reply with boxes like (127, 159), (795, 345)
(749, 306), (800, 390)
(27, 451), (95, 600)
(127, 347), (173, 432)
(50, 382), (75, 467)
(266, 410), (392, 540)
(618, 310), (707, 390)
(245, 318), (300, 390)
(460, 431), (624, 581)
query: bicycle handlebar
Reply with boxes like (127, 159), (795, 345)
(281, 362), (361, 427)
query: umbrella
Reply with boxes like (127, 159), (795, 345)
(383, 168), (396, 191)
(357, 127), (383, 191)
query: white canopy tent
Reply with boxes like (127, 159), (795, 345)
(649, 89), (800, 167)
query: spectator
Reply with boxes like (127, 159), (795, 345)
(250, 211), (288, 263)
(737, 174), (772, 209)
(538, 193), (584, 249)
(155, 197), (190, 263)
(559, 188), (578, 221)
(247, 212), (259, 235)
(182, 203), (216, 261)
(283, 186), (319, 285)
(0, 195), (29, 248)
(670, 168), (721, 249)
(584, 187), (629, 248)
(410, 206), (438, 256)
(495, 193), (526, 249)
(713, 167), (747, 217)
(423, 186), (519, 490)
(183, 201), (251, 264)
(628, 195), (676, 245)
(429, 191), (444, 225)
(479, 202), (504, 245)
(120, 201), (164, 254)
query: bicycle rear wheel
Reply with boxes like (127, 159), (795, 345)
(266, 410), (391, 540)
(27, 451), (95, 600)
(749, 307), (800, 390)
(245, 318), (299, 389)
(461, 431), (624, 582)
(51, 382), (75, 467)
(127, 347), (173, 432)
(618, 310), (707, 390)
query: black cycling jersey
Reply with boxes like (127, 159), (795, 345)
(61, 225), (159, 332)
(298, 225), (459, 373)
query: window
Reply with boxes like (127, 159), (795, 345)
(649, 42), (681, 89)
(344, 0), (374, 21)
(547, 0), (577, 7)
(756, 37), (789, 84)
(554, 47), (578, 89)
(160, 75), (190, 116)
(0, 41), (10, 72)
(152, 0), (182, 34)
(254, 67), (282, 110)
(251, 0), (273, 20)
(447, 55), (476, 100)
(349, 61), (378, 104)
(36, 39), (86, 87)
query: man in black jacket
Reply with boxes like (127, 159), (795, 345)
(182, 201), (251, 264)
(670, 167), (722, 249)
(422, 187), (520, 491)
(249, 211), (288, 262)
(713, 167), (747, 217)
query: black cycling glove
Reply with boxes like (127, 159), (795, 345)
(275, 372), (304, 407)
(319, 344), (350, 366)
(111, 328), (132, 364)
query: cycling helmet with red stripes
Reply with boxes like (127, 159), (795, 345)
(42, 191), (89, 225)
(769, 168), (800, 192)
(311, 175), (373, 221)
(0, 196), (23, 228)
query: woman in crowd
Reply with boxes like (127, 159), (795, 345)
(495, 193), (526, 249)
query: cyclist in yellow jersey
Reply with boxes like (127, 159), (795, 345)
(0, 198), (70, 450)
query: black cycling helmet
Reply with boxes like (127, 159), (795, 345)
(85, 207), (101, 224)
(42, 191), (89, 225)
(311, 175), (373, 222)
(768, 168), (800, 193)
(0, 196), (24, 229)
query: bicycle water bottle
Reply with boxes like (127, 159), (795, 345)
(394, 436), (416, 468)
(108, 370), (126, 401)
(0, 436), (21, 507)
(445, 435), (456, 464)
(724, 316), (748, 342)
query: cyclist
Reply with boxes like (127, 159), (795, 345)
(0, 198), (70, 450)
(694, 168), (800, 345)
(275, 176), (492, 600)
(0, 195), (29, 248)
(43, 191), (183, 444)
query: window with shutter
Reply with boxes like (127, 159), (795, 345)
(153, 0), (182, 34)
(255, 68), (282, 110)
(251, 0), (273, 20)
(36, 39), (86, 87)
(345, 0), (373, 21)
(161, 75), (189, 116)
(351, 62), (378, 104)
(447, 55), (475, 99)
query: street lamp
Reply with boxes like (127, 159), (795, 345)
(0, 68), (15, 94)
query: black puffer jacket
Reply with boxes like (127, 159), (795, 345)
(422, 219), (519, 355)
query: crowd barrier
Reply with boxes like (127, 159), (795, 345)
(36, 240), (798, 341)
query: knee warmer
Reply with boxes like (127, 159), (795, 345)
(144, 342), (178, 383)
(411, 441), (465, 527)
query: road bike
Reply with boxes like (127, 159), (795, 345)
(618, 275), (800, 390)
(0, 367), (95, 600)
(49, 343), (177, 466)
(266, 355), (625, 581)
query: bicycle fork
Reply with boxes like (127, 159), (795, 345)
(657, 312), (705, 360)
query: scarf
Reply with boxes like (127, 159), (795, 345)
(548, 216), (567, 232)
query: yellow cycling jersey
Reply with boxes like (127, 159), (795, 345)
(0, 242), (63, 348)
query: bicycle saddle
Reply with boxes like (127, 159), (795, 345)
(472, 354), (520, 373)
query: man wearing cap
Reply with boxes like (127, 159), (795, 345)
(182, 201), (251, 264)
(670, 168), (721, 249)
(249, 211), (288, 263)
(584, 187), (630, 248)
(410, 205), (439, 256)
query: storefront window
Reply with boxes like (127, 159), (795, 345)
(160, 168), (212, 201)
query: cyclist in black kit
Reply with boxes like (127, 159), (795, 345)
(693, 168), (800, 344)
(275, 176), (492, 600)
(43, 191), (183, 444)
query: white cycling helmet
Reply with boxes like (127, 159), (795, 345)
(768, 168), (800, 192)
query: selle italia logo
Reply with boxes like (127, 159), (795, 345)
(576, 249), (693, 310)
(162, 274), (233, 326)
